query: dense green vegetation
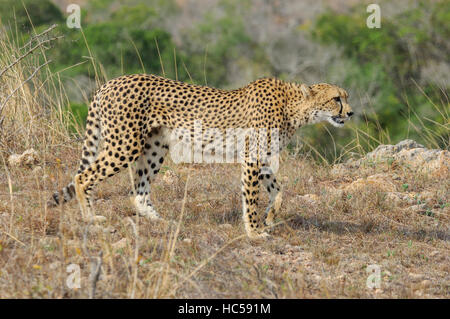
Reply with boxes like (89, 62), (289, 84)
(0, 0), (448, 160)
(311, 2), (449, 151)
(0, 0), (64, 31)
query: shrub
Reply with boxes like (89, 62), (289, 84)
(0, 0), (63, 31)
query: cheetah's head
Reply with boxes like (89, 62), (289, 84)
(301, 83), (353, 128)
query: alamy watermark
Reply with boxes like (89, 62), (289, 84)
(66, 4), (81, 29)
(366, 264), (381, 289)
(169, 120), (281, 173)
(367, 4), (381, 29)
(66, 263), (81, 289)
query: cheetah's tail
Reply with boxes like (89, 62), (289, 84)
(48, 98), (102, 207)
(47, 182), (77, 207)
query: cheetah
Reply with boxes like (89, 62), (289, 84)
(49, 74), (353, 239)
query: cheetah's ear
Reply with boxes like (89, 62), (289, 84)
(300, 84), (311, 99)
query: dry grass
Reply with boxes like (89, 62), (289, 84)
(0, 148), (449, 298)
(0, 21), (449, 299)
(0, 24), (73, 154)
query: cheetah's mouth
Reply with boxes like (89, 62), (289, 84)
(329, 116), (347, 128)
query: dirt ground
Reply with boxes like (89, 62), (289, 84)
(0, 144), (448, 298)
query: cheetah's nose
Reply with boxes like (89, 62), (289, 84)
(347, 112), (354, 117)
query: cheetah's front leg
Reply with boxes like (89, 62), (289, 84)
(241, 161), (270, 239)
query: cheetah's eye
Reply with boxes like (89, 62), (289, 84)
(334, 96), (343, 115)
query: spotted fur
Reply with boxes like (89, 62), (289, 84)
(49, 74), (352, 238)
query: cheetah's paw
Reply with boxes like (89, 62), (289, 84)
(247, 231), (271, 240)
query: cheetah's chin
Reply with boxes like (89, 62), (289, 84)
(328, 117), (346, 128)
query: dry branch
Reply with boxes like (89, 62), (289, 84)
(0, 24), (60, 78)
(0, 59), (52, 120)
(88, 251), (103, 299)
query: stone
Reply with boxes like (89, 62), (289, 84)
(8, 148), (39, 167)
(332, 140), (449, 177)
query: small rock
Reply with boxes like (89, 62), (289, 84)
(367, 140), (449, 176)
(8, 149), (39, 167)
(183, 238), (192, 244)
(366, 140), (424, 161)
(333, 140), (449, 177)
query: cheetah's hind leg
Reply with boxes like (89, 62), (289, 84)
(73, 146), (133, 223)
(132, 128), (171, 223)
(260, 165), (282, 229)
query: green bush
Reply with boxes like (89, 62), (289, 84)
(0, 0), (63, 30)
(311, 2), (448, 150)
(66, 103), (88, 134)
(179, 0), (270, 87)
(51, 23), (176, 79)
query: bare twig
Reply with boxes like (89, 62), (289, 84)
(0, 59), (52, 119)
(82, 222), (104, 299)
(127, 167), (139, 298)
(127, 217), (139, 299)
(154, 175), (190, 298)
(88, 251), (103, 299)
(18, 24), (58, 49)
(0, 24), (60, 78)
(0, 230), (26, 247)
